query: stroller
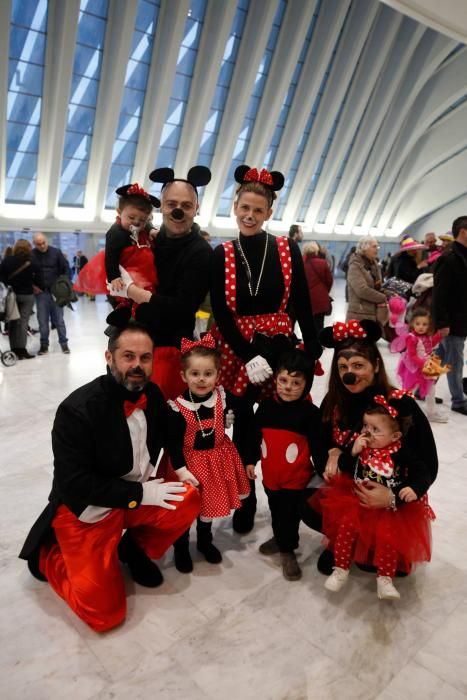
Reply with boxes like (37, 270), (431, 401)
(0, 282), (18, 366)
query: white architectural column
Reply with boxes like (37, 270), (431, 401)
(38, 0), (80, 218)
(175, 0), (236, 175)
(133, 0), (190, 186)
(0, 0), (11, 206)
(200, 0), (279, 222)
(84, 0), (138, 217)
(245, 0), (317, 167)
(283, 0), (379, 226)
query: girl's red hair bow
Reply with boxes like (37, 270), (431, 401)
(127, 183), (151, 200)
(180, 333), (216, 355)
(374, 394), (398, 417)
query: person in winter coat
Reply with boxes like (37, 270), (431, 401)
(303, 242), (333, 331)
(346, 237), (388, 326)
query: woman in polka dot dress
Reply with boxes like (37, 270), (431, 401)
(245, 350), (327, 582)
(210, 165), (322, 533)
(167, 334), (251, 573)
(315, 394), (435, 600)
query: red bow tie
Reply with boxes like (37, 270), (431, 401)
(180, 333), (216, 354)
(123, 394), (147, 418)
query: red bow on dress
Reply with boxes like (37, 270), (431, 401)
(374, 394), (398, 418)
(332, 320), (367, 341)
(360, 440), (401, 478)
(127, 183), (151, 200)
(123, 394), (147, 417)
(180, 333), (216, 355)
(244, 168), (273, 186)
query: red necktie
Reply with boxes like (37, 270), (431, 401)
(123, 394), (147, 418)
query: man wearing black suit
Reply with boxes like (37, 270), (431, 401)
(19, 322), (200, 632)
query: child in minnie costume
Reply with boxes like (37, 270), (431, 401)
(74, 183), (160, 300)
(396, 307), (446, 423)
(316, 392), (435, 600)
(166, 333), (251, 573)
(245, 349), (327, 581)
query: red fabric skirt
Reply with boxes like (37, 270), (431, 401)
(311, 475), (434, 573)
(74, 247), (157, 295)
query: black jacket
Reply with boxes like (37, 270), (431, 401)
(32, 246), (68, 290)
(0, 255), (43, 294)
(432, 241), (467, 336)
(136, 224), (212, 347)
(19, 374), (168, 559)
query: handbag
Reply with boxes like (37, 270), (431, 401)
(382, 276), (412, 300)
(5, 287), (20, 322)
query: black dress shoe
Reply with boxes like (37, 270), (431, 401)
(317, 548), (335, 575)
(452, 405), (467, 416)
(118, 531), (163, 587)
(27, 547), (47, 582)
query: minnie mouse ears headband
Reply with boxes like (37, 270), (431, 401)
(234, 165), (284, 192)
(106, 306), (155, 342)
(116, 183), (160, 208)
(371, 390), (414, 418)
(148, 166), (211, 196)
(319, 319), (382, 349)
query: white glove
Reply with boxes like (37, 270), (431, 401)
(225, 409), (235, 428)
(141, 478), (187, 510)
(106, 265), (135, 298)
(245, 355), (273, 384)
(175, 466), (199, 487)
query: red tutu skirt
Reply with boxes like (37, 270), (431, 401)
(311, 475), (434, 573)
(74, 246), (157, 295)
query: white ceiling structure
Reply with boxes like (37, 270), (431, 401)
(1, 0), (466, 240)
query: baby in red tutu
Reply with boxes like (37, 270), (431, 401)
(74, 183), (160, 299)
(316, 391), (435, 600)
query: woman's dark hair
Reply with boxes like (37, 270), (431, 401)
(364, 404), (413, 436)
(118, 193), (153, 215)
(276, 348), (314, 397)
(181, 345), (222, 371)
(322, 338), (394, 423)
(235, 181), (276, 208)
(408, 306), (433, 334)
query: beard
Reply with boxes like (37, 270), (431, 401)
(110, 364), (149, 392)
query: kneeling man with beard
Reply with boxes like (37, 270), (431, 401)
(19, 321), (200, 632)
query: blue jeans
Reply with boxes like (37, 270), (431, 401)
(36, 291), (68, 347)
(440, 336), (467, 409)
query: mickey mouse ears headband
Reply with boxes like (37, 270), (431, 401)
(106, 306), (155, 342)
(115, 183), (160, 208)
(234, 165), (284, 192)
(319, 319), (382, 348)
(148, 166), (211, 195)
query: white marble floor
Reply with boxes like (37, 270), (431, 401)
(1, 282), (467, 700)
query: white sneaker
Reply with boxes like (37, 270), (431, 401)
(377, 576), (400, 600)
(427, 412), (448, 423)
(325, 567), (349, 592)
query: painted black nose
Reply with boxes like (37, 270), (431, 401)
(342, 372), (357, 385)
(171, 208), (184, 220)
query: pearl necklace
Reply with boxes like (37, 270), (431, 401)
(236, 232), (269, 297)
(189, 389), (216, 438)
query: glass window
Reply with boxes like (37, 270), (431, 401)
(11, 0), (47, 31)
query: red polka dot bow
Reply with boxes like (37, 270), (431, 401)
(374, 394), (398, 418)
(180, 332), (216, 355)
(332, 320), (367, 341)
(360, 440), (400, 478)
(244, 168), (273, 186)
(127, 183), (151, 200)
(123, 393), (147, 418)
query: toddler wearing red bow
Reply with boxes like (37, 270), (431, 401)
(313, 391), (435, 600)
(166, 334), (251, 572)
(75, 183), (159, 299)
